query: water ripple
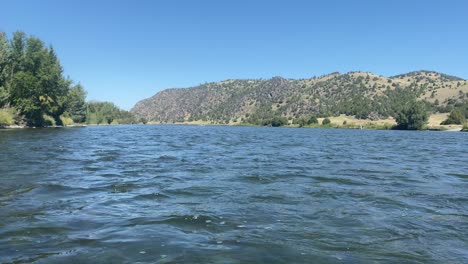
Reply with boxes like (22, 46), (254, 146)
(0, 125), (467, 263)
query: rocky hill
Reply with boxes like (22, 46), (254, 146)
(131, 71), (468, 124)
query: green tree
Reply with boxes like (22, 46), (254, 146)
(293, 116), (307, 127)
(2, 32), (74, 125)
(394, 101), (428, 130)
(9, 71), (43, 125)
(271, 116), (288, 127)
(441, 108), (466, 125)
(85, 101), (136, 125)
(0, 32), (9, 107)
(64, 84), (87, 123)
(9, 31), (27, 75)
(308, 115), (318, 125)
(322, 118), (331, 125)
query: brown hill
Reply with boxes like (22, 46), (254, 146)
(131, 71), (468, 123)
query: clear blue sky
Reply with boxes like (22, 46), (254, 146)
(1, 0), (467, 110)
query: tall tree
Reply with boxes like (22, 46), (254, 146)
(64, 84), (87, 123)
(0, 32), (9, 106)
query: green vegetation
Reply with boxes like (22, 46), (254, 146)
(42, 114), (56, 126)
(322, 118), (331, 125)
(86, 101), (137, 125)
(394, 101), (429, 130)
(441, 104), (468, 125)
(270, 116), (288, 127)
(0, 31), (136, 127)
(59, 112), (74, 126)
(243, 115), (288, 127)
(0, 108), (14, 126)
(293, 115), (318, 127)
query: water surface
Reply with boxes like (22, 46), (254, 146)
(0, 125), (467, 263)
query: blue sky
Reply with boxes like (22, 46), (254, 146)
(1, 0), (467, 110)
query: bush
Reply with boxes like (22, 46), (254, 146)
(441, 108), (466, 125)
(0, 109), (14, 126)
(59, 113), (74, 126)
(322, 118), (331, 125)
(394, 101), (428, 130)
(43, 114), (56, 126)
(308, 116), (318, 125)
(271, 116), (288, 127)
(294, 116), (318, 127)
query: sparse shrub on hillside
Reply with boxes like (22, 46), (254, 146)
(322, 118), (331, 125)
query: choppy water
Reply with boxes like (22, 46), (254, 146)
(0, 125), (467, 263)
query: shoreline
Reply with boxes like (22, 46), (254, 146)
(0, 124), (88, 129)
(140, 121), (465, 132)
(1, 116), (465, 132)
(1, 123), (464, 132)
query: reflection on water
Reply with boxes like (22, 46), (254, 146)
(0, 125), (467, 263)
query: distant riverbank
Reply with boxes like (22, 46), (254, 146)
(2, 113), (465, 132)
(147, 114), (465, 131)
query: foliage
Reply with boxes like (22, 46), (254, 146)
(59, 112), (74, 126)
(441, 109), (466, 125)
(0, 33), (9, 107)
(86, 101), (136, 125)
(0, 108), (14, 125)
(42, 114), (56, 126)
(63, 84), (87, 123)
(322, 118), (331, 125)
(293, 115), (318, 127)
(308, 115), (318, 125)
(0, 31), (87, 126)
(270, 116), (288, 127)
(394, 101), (429, 130)
(0, 31), (135, 127)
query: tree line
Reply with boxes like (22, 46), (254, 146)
(0, 31), (137, 127)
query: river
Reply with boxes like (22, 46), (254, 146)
(0, 125), (467, 263)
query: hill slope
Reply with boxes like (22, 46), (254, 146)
(131, 71), (468, 124)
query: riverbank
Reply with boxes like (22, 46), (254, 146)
(0, 124), (87, 129)
(2, 114), (465, 132)
(149, 114), (464, 131)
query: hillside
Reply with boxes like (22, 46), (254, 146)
(131, 71), (468, 124)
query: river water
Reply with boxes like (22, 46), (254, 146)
(0, 125), (467, 263)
